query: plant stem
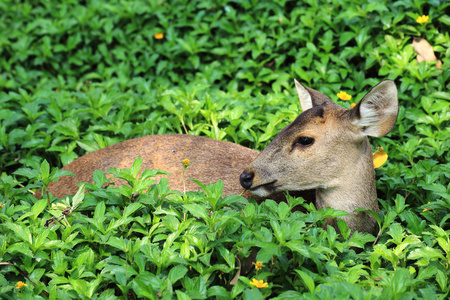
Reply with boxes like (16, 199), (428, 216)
(45, 190), (51, 208)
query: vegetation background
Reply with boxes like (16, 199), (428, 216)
(1, 0), (449, 299)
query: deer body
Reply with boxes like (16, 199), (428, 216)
(48, 80), (398, 234)
(48, 134), (259, 199)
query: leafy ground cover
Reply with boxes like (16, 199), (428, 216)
(1, 0), (449, 299)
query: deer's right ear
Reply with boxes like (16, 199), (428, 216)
(350, 80), (399, 137)
(295, 79), (313, 112)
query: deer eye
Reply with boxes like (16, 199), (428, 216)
(295, 137), (314, 147)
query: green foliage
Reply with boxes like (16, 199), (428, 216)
(1, 0), (449, 298)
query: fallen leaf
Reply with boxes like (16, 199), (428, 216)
(412, 37), (442, 69)
(230, 255), (241, 286)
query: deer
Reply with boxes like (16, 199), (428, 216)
(46, 79), (398, 234)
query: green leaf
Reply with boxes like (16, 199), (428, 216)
(4, 222), (32, 245)
(208, 286), (230, 298)
(285, 241), (311, 258)
(256, 243), (281, 262)
(184, 203), (208, 220)
(270, 220), (284, 244)
(69, 278), (89, 298)
(337, 218), (351, 240)
(131, 272), (158, 300)
(30, 199), (48, 218)
(71, 184), (85, 211)
(435, 269), (448, 292)
(295, 269), (315, 293)
(40, 160), (50, 180)
(93, 170), (109, 187)
(408, 246), (446, 262)
(168, 265), (188, 285)
(108, 236), (127, 252)
(122, 202), (144, 218)
(217, 246), (235, 268)
(13, 168), (39, 179)
(244, 288), (263, 300)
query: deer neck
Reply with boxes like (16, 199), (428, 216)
(315, 138), (378, 214)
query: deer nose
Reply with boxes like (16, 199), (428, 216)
(240, 171), (254, 189)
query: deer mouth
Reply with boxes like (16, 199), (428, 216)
(250, 180), (278, 196)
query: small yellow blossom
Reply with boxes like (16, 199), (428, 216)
(350, 103), (356, 108)
(250, 278), (269, 288)
(154, 32), (164, 39)
(0, 202), (4, 208)
(416, 15), (429, 24)
(337, 91), (352, 101)
(373, 147), (388, 169)
(423, 202), (431, 212)
(252, 261), (263, 270)
(15, 281), (28, 289)
(182, 158), (190, 166)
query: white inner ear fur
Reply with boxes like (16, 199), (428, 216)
(352, 80), (398, 137)
(295, 79), (313, 112)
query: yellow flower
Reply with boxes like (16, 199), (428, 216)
(337, 91), (352, 101)
(250, 278), (269, 288)
(15, 281), (28, 289)
(252, 261), (263, 270)
(416, 15), (429, 24)
(373, 147), (388, 169)
(182, 158), (190, 165)
(350, 103), (356, 108)
(423, 202), (431, 212)
(154, 32), (164, 39)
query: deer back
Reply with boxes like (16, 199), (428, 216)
(48, 134), (259, 199)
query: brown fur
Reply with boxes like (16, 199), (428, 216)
(47, 134), (258, 199)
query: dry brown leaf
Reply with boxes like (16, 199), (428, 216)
(230, 255), (241, 286)
(412, 37), (442, 69)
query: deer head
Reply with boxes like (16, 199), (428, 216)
(240, 80), (398, 233)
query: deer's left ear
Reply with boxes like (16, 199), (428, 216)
(349, 80), (399, 137)
(295, 79), (340, 112)
(295, 79), (313, 111)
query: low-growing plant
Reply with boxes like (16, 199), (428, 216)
(1, 0), (449, 298)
